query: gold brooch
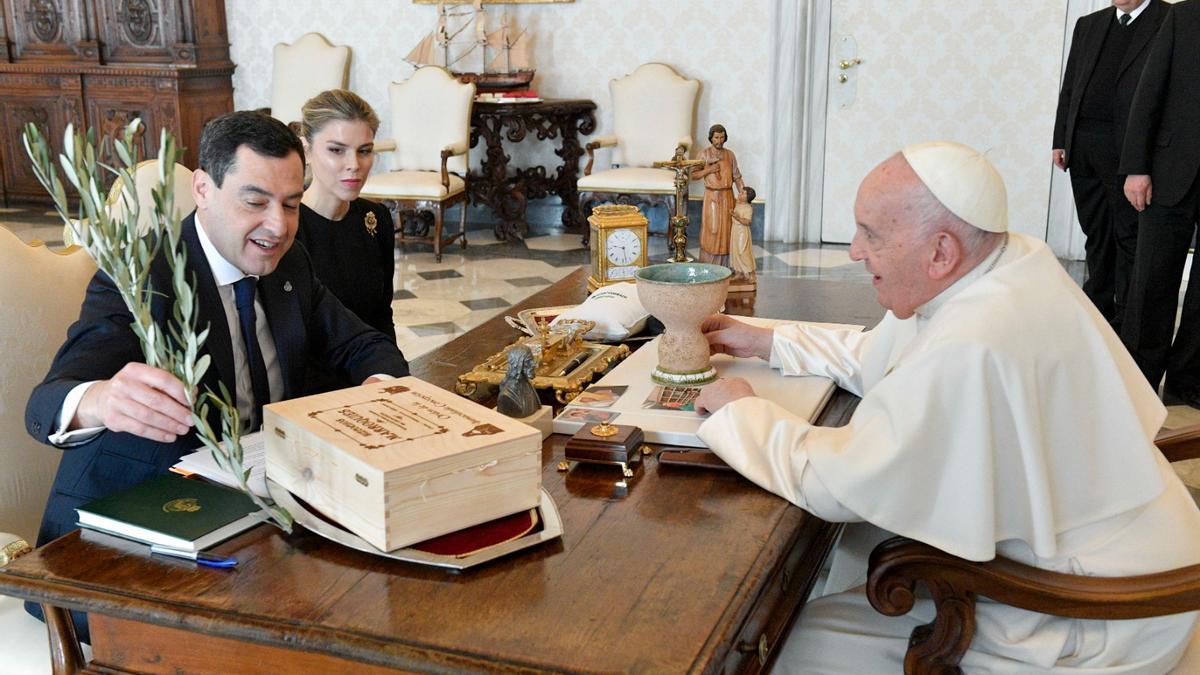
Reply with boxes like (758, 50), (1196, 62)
(365, 211), (378, 237)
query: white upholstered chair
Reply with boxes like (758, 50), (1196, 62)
(268, 32), (351, 127)
(0, 227), (96, 672)
(360, 66), (473, 263)
(63, 160), (195, 245)
(107, 160), (196, 233)
(577, 63), (700, 246)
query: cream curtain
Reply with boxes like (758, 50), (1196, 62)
(767, 0), (830, 243)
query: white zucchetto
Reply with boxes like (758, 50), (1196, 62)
(901, 141), (1008, 233)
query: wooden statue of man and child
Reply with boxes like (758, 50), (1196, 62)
(691, 123), (756, 293)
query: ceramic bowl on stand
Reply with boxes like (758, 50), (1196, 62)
(634, 263), (731, 386)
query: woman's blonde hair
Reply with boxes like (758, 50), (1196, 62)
(299, 89), (380, 142)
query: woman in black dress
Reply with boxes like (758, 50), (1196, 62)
(296, 89), (396, 343)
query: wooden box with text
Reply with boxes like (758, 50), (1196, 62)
(263, 377), (542, 551)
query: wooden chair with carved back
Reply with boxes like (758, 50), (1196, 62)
(865, 424), (1200, 675)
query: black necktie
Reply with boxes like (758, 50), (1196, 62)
(1119, 13), (1131, 27)
(233, 277), (271, 427)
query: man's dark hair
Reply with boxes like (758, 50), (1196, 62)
(743, 186), (756, 203)
(198, 111), (304, 187)
(708, 124), (727, 143)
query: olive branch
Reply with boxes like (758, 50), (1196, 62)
(23, 120), (292, 532)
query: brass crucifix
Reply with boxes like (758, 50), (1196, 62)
(653, 145), (704, 263)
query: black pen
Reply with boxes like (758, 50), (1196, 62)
(556, 352), (589, 376)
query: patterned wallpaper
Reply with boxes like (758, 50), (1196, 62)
(225, 0), (772, 200)
(819, 0), (1067, 242)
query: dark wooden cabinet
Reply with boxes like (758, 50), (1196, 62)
(0, 0), (234, 204)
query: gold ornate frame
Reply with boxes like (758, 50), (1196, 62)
(457, 340), (629, 405)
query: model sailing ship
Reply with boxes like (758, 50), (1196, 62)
(406, 0), (535, 92)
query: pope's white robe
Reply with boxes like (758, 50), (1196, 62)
(698, 233), (1200, 673)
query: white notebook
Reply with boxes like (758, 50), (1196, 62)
(553, 318), (860, 447)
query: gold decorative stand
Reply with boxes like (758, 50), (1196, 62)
(653, 145), (704, 263)
(456, 319), (630, 404)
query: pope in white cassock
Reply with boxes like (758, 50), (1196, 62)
(694, 142), (1200, 673)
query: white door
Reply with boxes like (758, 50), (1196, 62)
(816, 0), (1069, 244)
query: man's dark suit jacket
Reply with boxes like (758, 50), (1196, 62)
(1053, 0), (1167, 164)
(1120, 0), (1200, 206)
(25, 213), (409, 546)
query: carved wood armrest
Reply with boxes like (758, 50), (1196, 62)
(1156, 423), (1200, 463)
(373, 139), (397, 153)
(584, 135), (617, 176)
(439, 141), (468, 190)
(866, 536), (1200, 674)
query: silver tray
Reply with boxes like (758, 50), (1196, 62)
(266, 479), (562, 571)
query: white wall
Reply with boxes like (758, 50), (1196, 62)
(225, 0), (772, 200)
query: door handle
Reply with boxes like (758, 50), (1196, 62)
(839, 58), (862, 70)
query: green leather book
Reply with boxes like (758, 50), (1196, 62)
(76, 475), (264, 552)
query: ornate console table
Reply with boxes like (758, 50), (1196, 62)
(469, 98), (596, 241)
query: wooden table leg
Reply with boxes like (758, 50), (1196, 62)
(42, 604), (84, 674)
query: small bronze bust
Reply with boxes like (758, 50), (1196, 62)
(497, 344), (540, 418)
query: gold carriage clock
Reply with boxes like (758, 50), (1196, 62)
(588, 204), (649, 293)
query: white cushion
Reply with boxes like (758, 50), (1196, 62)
(360, 171), (465, 200)
(1171, 622), (1200, 674)
(0, 230), (95, 546)
(610, 63), (699, 168)
(552, 282), (649, 341)
(387, 67), (475, 176)
(107, 161), (196, 236)
(0, 590), (92, 672)
(578, 167), (676, 193)
(270, 33), (351, 126)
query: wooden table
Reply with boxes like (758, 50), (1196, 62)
(469, 99), (596, 241)
(0, 269), (884, 674)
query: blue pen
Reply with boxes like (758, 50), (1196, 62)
(150, 544), (238, 568)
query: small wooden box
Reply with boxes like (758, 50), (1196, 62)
(564, 423), (647, 476)
(264, 377), (542, 552)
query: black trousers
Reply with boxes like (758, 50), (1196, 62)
(1121, 172), (1200, 392)
(1068, 127), (1140, 329)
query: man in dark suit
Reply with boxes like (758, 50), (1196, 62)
(1052, 0), (1166, 330)
(23, 112), (408, 638)
(1119, 0), (1200, 404)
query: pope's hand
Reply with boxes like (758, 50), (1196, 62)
(695, 377), (755, 415)
(1125, 174), (1152, 211)
(75, 363), (193, 442)
(702, 314), (773, 360)
(363, 375), (388, 385)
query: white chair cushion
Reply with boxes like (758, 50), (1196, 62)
(578, 167), (676, 193)
(387, 67), (475, 176)
(68, 161), (195, 246)
(270, 33), (351, 126)
(108, 160), (196, 236)
(611, 63), (699, 168)
(1171, 621), (1200, 674)
(360, 171), (465, 200)
(0, 230), (95, 546)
